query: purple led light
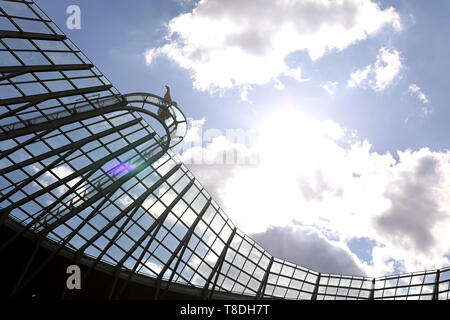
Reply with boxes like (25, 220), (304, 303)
(109, 162), (134, 177)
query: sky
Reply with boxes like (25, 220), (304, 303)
(35, 0), (450, 277)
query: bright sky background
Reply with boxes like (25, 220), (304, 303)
(37, 0), (450, 277)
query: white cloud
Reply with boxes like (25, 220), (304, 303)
(273, 78), (285, 91)
(145, 260), (163, 275)
(373, 47), (403, 91)
(322, 80), (339, 95)
(147, 0), (401, 92)
(178, 110), (450, 276)
(145, 48), (157, 66)
(408, 83), (432, 115)
(348, 65), (371, 88)
(283, 67), (309, 83)
(240, 85), (253, 102)
(408, 84), (428, 103)
(348, 47), (402, 91)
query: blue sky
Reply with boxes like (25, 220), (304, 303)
(35, 0), (450, 277)
(36, 0), (450, 155)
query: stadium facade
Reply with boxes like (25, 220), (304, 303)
(0, 0), (449, 300)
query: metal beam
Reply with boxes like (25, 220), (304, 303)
(0, 64), (93, 82)
(311, 273), (321, 300)
(432, 269), (441, 300)
(256, 257), (274, 299)
(61, 164), (182, 300)
(80, 164), (182, 259)
(1, 119), (144, 217)
(14, 144), (169, 295)
(0, 99), (127, 141)
(0, 30), (67, 40)
(0, 117), (141, 176)
(0, 133), (156, 223)
(202, 227), (236, 300)
(0, 146), (77, 204)
(0, 160), (99, 231)
(0, 103), (146, 144)
(0, 127), (53, 159)
(0, 84), (112, 106)
(0, 85), (113, 120)
(14, 191), (115, 294)
(107, 179), (195, 299)
(38, 147), (157, 236)
(369, 278), (375, 300)
(154, 198), (212, 300)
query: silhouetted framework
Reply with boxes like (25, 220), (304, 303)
(0, 0), (449, 300)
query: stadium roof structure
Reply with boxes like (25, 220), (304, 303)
(0, 0), (449, 300)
